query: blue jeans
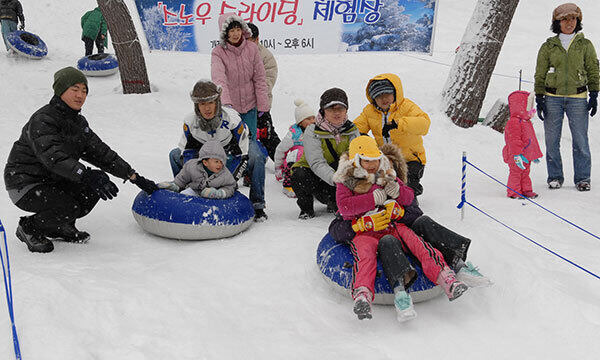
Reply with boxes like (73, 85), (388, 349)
(169, 148), (183, 177)
(247, 139), (266, 209)
(1, 20), (17, 51)
(544, 96), (591, 185)
(240, 108), (258, 139)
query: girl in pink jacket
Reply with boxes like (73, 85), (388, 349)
(503, 91), (543, 199)
(333, 136), (468, 321)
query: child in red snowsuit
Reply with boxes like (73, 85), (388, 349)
(503, 91), (543, 198)
(333, 136), (468, 320)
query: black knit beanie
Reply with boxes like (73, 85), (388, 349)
(53, 67), (88, 96)
(368, 79), (395, 101)
(319, 88), (348, 112)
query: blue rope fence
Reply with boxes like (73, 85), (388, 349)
(457, 153), (600, 280)
(0, 219), (22, 359)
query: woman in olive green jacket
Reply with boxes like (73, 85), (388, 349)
(81, 7), (108, 56)
(534, 3), (598, 191)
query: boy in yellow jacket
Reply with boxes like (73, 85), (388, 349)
(353, 73), (430, 196)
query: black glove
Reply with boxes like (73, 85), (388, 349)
(131, 173), (159, 194)
(588, 91), (598, 117)
(535, 95), (546, 121)
(382, 120), (398, 139)
(232, 155), (249, 181)
(19, 23), (24, 31)
(82, 169), (119, 201)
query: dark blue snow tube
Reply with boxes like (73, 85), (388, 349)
(6, 31), (47, 59)
(132, 190), (254, 240)
(316, 234), (442, 304)
(77, 53), (119, 77)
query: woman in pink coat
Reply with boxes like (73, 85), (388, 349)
(211, 13), (269, 220)
(503, 91), (544, 199)
(211, 13), (269, 138)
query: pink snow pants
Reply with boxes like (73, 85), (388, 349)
(349, 223), (447, 298)
(507, 161), (532, 197)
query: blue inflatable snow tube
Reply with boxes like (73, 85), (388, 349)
(316, 234), (442, 304)
(132, 190), (254, 240)
(6, 31), (47, 59)
(77, 53), (119, 77)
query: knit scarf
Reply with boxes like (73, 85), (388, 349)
(315, 112), (346, 144)
(195, 113), (222, 133)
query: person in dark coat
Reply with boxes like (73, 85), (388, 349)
(0, 0), (25, 52)
(4, 67), (158, 253)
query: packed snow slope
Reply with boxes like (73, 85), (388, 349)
(1, 0), (599, 359)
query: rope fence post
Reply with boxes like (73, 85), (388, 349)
(457, 151), (467, 220)
(0, 219), (22, 360)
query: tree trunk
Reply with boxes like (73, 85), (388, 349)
(97, 0), (151, 94)
(482, 99), (510, 133)
(442, 0), (519, 128)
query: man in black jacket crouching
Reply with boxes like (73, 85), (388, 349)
(4, 66), (158, 253)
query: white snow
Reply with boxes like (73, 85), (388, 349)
(1, 0), (600, 359)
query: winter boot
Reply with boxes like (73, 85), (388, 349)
(254, 209), (268, 222)
(456, 261), (493, 288)
(522, 191), (539, 199)
(47, 222), (90, 244)
(394, 287), (417, 322)
(352, 286), (373, 320)
(16, 217), (54, 253)
(548, 180), (562, 189)
(576, 181), (591, 192)
(298, 209), (315, 220)
(437, 266), (468, 301)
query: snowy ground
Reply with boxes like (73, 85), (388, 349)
(1, 0), (600, 359)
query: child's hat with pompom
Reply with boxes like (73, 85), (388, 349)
(294, 99), (315, 125)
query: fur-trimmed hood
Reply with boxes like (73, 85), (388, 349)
(333, 143), (408, 194)
(218, 13), (252, 47)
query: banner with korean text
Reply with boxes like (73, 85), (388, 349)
(134, 0), (437, 54)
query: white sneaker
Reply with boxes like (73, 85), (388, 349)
(394, 290), (417, 322)
(456, 262), (493, 288)
(548, 180), (562, 189)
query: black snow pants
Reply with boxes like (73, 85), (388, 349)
(410, 215), (471, 269)
(290, 166), (336, 213)
(378, 235), (418, 289)
(14, 181), (101, 233)
(83, 33), (104, 56)
(406, 161), (425, 196)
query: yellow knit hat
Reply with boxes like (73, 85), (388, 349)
(349, 136), (382, 166)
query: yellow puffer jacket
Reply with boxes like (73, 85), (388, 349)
(353, 73), (430, 164)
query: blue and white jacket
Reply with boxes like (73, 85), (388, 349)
(177, 107), (249, 163)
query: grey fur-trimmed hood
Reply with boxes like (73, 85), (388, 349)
(217, 13), (252, 47)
